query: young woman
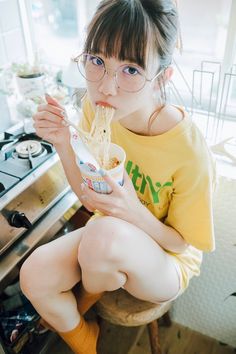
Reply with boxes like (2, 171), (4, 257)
(20, 1), (215, 353)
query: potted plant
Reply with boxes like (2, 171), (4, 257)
(11, 60), (45, 98)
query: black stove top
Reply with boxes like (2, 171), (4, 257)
(0, 127), (56, 197)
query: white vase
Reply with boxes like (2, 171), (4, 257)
(16, 74), (45, 98)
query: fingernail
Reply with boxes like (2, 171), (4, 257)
(45, 93), (51, 98)
(62, 120), (68, 126)
(81, 183), (85, 190)
(99, 168), (106, 176)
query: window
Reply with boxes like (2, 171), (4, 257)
(172, 0), (232, 106)
(28, 0), (89, 67)
(171, 0), (236, 141)
(23, 0), (236, 142)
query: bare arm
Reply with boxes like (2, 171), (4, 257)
(33, 94), (94, 212)
(80, 171), (189, 253)
(129, 201), (189, 253)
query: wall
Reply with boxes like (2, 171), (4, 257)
(0, 0), (26, 66)
(172, 168), (236, 348)
(0, 0), (27, 132)
(87, 0), (100, 21)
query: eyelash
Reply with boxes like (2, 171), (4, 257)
(123, 66), (139, 75)
(88, 55), (142, 76)
(91, 56), (104, 66)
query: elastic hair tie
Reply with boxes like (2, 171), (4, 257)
(172, 0), (183, 54)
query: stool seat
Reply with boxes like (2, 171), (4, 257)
(96, 288), (171, 327)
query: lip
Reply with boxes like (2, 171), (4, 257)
(95, 101), (116, 109)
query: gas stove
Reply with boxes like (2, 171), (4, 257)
(0, 122), (81, 291)
(0, 126), (56, 198)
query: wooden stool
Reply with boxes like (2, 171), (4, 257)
(95, 288), (172, 354)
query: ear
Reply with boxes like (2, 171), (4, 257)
(163, 66), (173, 83)
(153, 66), (173, 91)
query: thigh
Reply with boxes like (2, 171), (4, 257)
(20, 227), (85, 294)
(81, 217), (181, 303)
(118, 222), (180, 303)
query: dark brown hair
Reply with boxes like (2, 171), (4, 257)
(84, 0), (179, 70)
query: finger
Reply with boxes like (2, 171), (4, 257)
(81, 182), (96, 197)
(34, 127), (59, 140)
(45, 93), (63, 109)
(99, 169), (123, 191)
(81, 182), (108, 202)
(80, 196), (95, 212)
(34, 120), (66, 130)
(34, 126), (60, 135)
(38, 103), (65, 119)
(33, 111), (66, 127)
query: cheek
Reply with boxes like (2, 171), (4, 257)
(112, 95), (142, 120)
(119, 95), (139, 112)
(124, 91), (150, 109)
(86, 84), (96, 100)
(86, 85), (99, 111)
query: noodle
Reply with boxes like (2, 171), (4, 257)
(77, 105), (115, 169)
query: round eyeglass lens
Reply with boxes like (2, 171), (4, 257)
(116, 65), (146, 92)
(77, 54), (105, 82)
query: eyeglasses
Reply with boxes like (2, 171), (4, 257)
(75, 53), (164, 93)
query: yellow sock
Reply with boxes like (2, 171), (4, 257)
(39, 318), (55, 332)
(59, 316), (99, 354)
(74, 284), (104, 315)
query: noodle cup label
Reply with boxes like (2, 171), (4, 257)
(72, 141), (126, 194)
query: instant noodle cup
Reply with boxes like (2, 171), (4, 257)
(70, 132), (126, 194)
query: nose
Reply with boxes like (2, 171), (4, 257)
(98, 70), (118, 96)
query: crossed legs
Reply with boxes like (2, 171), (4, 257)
(20, 216), (180, 352)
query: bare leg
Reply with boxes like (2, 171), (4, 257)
(20, 215), (180, 334)
(20, 228), (84, 332)
(78, 217), (180, 303)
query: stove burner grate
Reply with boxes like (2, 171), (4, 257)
(14, 140), (44, 159)
(0, 129), (55, 183)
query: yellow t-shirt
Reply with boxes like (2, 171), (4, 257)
(80, 97), (215, 289)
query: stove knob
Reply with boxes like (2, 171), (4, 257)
(0, 182), (5, 193)
(8, 211), (32, 229)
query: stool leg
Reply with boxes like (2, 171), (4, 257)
(147, 320), (161, 354)
(162, 311), (172, 327)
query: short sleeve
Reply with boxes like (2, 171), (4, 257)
(164, 153), (215, 252)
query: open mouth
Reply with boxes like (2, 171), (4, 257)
(95, 101), (116, 109)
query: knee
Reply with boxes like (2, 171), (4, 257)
(78, 217), (128, 270)
(20, 244), (52, 299)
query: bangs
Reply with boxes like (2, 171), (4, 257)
(84, 1), (150, 69)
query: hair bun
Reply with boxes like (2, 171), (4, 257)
(151, 0), (176, 13)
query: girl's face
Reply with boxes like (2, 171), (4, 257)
(85, 53), (161, 129)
